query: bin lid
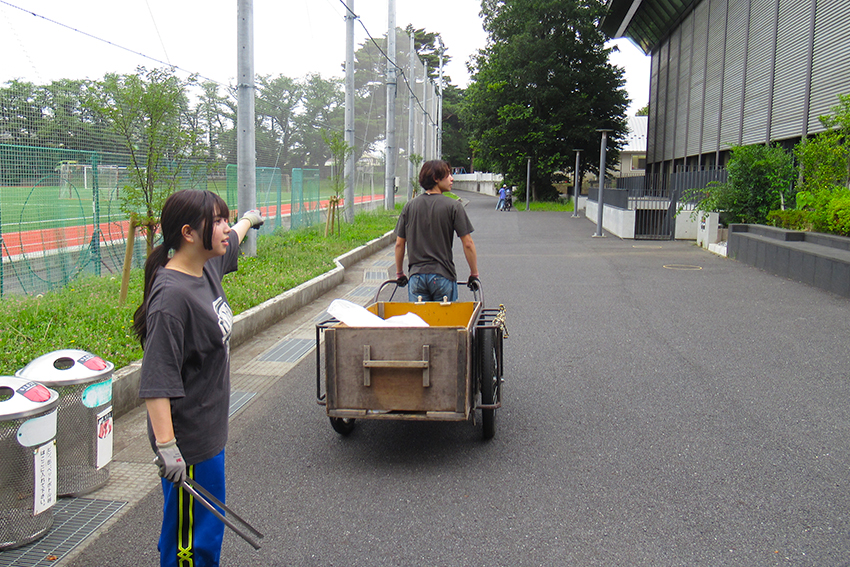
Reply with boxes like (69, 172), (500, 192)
(16, 349), (114, 386)
(0, 376), (59, 420)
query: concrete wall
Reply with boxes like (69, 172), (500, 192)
(728, 224), (850, 297)
(452, 173), (503, 197)
(585, 200), (636, 239)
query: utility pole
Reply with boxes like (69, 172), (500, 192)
(407, 32), (416, 202)
(237, 0), (257, 256)
(343, 0), (355, 222)
(594, 129), (612, 237)
(384, 0), (397, 210)
(422, 65), (434, 161)
(437, 37), (444, 160)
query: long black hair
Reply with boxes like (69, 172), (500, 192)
(132, 190), (230, 345)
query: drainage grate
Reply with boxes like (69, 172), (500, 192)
(229, 391), (256, 417)
(314, 311), (332, 323)
(347, 285), (375, 298)
(0, 498), (125, 567)
(258, 338), (314, 363)
(365, 269), (389, 281)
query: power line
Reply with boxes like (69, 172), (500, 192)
(336, 0), (440, 128)
(0, 0), (227, 88)
(2, 0), (438, 130)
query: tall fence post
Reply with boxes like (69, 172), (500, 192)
(91, 152), (101, 276)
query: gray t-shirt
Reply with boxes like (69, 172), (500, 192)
(395, 192), (474, 281)
(139, 231), (239, 465)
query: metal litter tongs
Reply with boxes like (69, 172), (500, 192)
(179, 477), (264, 550)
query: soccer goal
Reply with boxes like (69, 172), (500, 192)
(59, 162), (121, 199)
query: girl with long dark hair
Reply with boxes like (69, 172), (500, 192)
(134, 189), (263, 566)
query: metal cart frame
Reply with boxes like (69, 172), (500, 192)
(316, 282), (505, 439)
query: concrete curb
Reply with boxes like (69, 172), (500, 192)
(111, 230), (396, 419)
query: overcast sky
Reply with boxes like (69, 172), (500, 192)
(0, 0), (649, 114)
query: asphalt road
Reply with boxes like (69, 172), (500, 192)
(67, 191), (850, 566)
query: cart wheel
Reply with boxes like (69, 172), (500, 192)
(330, 417), (356, 435)
(480, 330), (499, 440)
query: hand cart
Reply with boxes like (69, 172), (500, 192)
(316, 281), (506, 440)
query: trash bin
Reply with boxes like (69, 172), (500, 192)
(0, 376), (60, 550)
(16, 349), (114, 497)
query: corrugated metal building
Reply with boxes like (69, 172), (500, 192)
(602, 0), (850, 183)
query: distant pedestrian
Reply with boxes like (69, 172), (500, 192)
(134, 189), (264, 567)
(496, 185), (507, 210)
(395, 160), (480, 301)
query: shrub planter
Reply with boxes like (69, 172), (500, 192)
(727, 224), (850, 297)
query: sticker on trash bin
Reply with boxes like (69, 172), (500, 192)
(17, 409), (58, 447)
(34, 440), (57, 515)
(96, 406), (113, 470)
(82, 379), (113, 408)
(17, 381), (51, 402)
(78, 354), (108, 371)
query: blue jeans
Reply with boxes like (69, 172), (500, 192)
(408, 273), (458, 302)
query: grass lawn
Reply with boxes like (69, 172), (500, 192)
(513, 199), (575, 212)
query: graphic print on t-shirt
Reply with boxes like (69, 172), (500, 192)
(212, 297), (233, 346)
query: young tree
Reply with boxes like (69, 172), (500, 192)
(85, 66), (200, 252)
(321, 129), (353, 234)
(464, 0), (629, 200)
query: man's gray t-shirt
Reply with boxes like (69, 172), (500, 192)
(139, 231), (239, 465)
(395, 192), (474, 281)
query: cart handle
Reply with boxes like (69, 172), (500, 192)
(372, 279), (483, 306)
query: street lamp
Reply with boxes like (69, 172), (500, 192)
(572, 149), (582, 218)
(594, 129), (612, 237)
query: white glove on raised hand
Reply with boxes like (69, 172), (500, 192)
(240, 209), (265, 229)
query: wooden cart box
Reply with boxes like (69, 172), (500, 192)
(324, 301), (481, 420)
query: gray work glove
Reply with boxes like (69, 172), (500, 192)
(240, 209), (265, 229)
(154, 438), (187, 485)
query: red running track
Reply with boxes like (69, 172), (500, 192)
(1, 195), (385, 259)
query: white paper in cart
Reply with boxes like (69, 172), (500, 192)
(328, 299), (429, 327)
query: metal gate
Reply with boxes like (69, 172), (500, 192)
(621, 168), (727, 240)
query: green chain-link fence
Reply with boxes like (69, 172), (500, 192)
(290, 168), (321, 230)
(0, 144), (336, 296)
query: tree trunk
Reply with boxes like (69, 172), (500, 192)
(119, 216), (137, 305)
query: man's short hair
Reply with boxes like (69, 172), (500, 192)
(419, 160), (452, 191)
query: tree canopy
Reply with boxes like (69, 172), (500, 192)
(464, 0), (629, 200)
